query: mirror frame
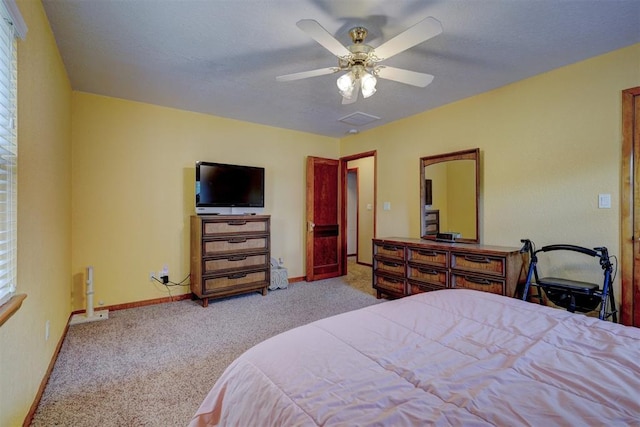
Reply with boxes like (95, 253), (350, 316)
(420, 148), (480, 243)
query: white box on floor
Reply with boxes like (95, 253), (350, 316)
(270, 267), (288, 290)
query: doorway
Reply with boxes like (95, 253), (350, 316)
(344, 153), (376, 266)
(347, 168), (358, 258)
(305, 151), (376, 280)
(621, 86), (640, 326)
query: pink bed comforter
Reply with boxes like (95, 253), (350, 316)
(189, 289), (640, 426)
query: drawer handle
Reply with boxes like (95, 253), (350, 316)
(417, 268), (439, 275)
(228, 238), (248, 244)
(382, 277), (403, 284)
(418, 250), (438, 257)
(464, 276), (491, 285)
(463, 255), (491, 264)
(227, 220), (247, 226)
(228, 255), (247, 262)
(382, 245), (399, 251)
(382, 261), (401, 268)
(228, 272), (248, 279)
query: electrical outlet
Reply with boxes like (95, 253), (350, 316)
(162, 264), (169, 277)
(45, 320), (50, 341)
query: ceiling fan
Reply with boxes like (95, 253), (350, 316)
(276, 17), (443, 104)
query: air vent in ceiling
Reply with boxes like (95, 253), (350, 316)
(338, 112), (381, 127)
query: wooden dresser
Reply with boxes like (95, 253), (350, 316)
(190, 215), (270, 307)
(373, 237), (525, 299)
(424, 210), (440, 235)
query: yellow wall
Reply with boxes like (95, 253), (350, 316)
(341, 43), (640, 305)
(0, 0), (72, 425)
(71, 92), (338, 309)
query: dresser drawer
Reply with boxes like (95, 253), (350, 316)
(373, 273), (406, 295)
(203, 235), (268, 255)
(203, 269), (267, 293)
(407, 263), (447, 287)
(203, 219), (268, 236)
(408, 280), (446, 295)
(425, 211), (439, 222)
(203, 253), (268, 274)
(451, 272), (505, 295)
(425, 223), (438, 234)
(451, 252), (505, 277)
(373, 242), (405, 261)
(407, 246), (448, 268)
(374, 256), (405, 276)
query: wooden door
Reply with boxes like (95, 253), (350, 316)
(306, 157), (342, 281)
(621, 87), (640, 326)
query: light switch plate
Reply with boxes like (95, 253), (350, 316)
(598, 193), (611, 209)
(383, 202), (391, 211)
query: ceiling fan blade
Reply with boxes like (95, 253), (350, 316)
(276, 67), (339, 82)
(373, 17), (443, 61)
(297, 19), (351, 58)
(342, 81), (360, 104)
(376, 66), (434, 87)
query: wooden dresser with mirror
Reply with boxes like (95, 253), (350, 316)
(374, 148), (525, 299)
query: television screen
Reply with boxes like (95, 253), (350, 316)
(196, 161), (265, 208)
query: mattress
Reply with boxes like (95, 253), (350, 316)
(189, 289), (640, 426)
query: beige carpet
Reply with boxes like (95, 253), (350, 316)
(30, 262), (380, 426)
(345, 256), (375, 297)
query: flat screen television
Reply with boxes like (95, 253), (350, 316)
(195, 161), (265, 211)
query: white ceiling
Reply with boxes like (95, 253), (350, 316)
(41, 0), (640, 138)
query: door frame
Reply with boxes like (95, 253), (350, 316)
(339, 151), (377, 275)
(621, 86), (640, 326)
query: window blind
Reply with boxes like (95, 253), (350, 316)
(0, 0), (17, 307)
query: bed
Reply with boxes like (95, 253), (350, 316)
(189, 289), (640, 426)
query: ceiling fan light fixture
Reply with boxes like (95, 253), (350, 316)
(337, 71), (356, 98)
(361, 72), (377, 98)
(278, 18), (444, 105)
(339, 85), (355, 100)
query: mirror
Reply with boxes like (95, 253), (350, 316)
(420, 148), (479, 243)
